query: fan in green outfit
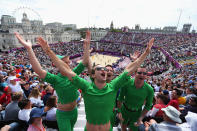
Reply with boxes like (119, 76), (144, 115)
(15, 32), (91, 131)
(43, 61), (85, 131)
(117, 76), (154, 131)
(38, 31), (155, 131)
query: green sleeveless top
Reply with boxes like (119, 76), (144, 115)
(71, 71), (130, 124)
(43, 62), (85, 104)
(118, 78), (154, 111)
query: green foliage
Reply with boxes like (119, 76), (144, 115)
(64, 27), (72, 31)
(110, 29), (122, 32)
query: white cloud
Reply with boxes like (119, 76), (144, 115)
(0, 0), (197, 30)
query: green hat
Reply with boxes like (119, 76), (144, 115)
(56, 55), (65, 59)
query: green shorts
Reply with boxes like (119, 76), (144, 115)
(56, 108), (78, 131)
(84, 124), (113, 131)
(121, 105), (142, 131)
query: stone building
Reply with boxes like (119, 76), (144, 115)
(0, 13), (81, 50)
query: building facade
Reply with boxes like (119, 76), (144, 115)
(90, 29), (108, 41)
(0, 14), (81, 50)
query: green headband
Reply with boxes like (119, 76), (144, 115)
(56, 55), (65, 59)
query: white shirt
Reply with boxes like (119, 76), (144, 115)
(29, 97), (43, 107)
(46, 107), (57, 121)
(53, 91), (58, 98)
(9, 82), (23, 93)
(7, 76), (16, 85)
(154, 85), (161, 92)
(146, 107), (159, 117)
(18, 109), (32, 122)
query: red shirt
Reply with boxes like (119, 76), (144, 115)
(153, 104), (166, 117)
(41, 91), (46, 99)
(167, 99), (179, 110)
(0, 93), (11, 105)
(15, 68), (21, 74)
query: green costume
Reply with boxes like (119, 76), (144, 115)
(118, 78), (154, 131)
(43, 62), (85, 131)
(71, 71), (130, 131)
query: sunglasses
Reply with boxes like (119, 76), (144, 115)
(95, 67), (109, 72)
(137, 72), (147, 75)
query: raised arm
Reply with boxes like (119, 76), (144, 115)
(125, 38), (154, 75)
(37, 37), (76, 80)
(15, 33), (47, 79)
(83, 30), (92, 74)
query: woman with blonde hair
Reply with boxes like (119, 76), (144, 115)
(29, 87), (43, 107)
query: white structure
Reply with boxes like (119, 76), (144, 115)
(45, 22), (63, 33)
(163, 26), (177, 32)
(1, 15), (16, 25)
(65, 30), (81, 41)
(90, 29), (108, 41)
(0, 14), (81, 50)
(182, 24), (192, 33)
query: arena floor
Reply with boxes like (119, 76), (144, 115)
(77, 53), (120, 66)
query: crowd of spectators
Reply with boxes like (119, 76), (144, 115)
(0, 31), (196, 130)
(101, 32), (197, 62)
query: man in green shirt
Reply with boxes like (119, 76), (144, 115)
(15, 32), (91, 131)
(37, 34), (154, 131)
(117, 66), (154, 131)
(109, 52), (141, 128)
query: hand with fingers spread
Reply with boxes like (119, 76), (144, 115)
(15, 32), (32, 50)
(37, 37), (50, 52)
(145, 38), (154, 54)
(130, 51), (141, 61)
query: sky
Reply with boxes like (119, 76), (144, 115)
(0, 0), (197, 30)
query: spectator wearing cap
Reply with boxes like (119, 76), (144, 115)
(162, 90), (170, 101)
(145, 106), (182, 131)
(6, 69), (16, 85)
(8, 76), (23, 94)
(0, 86), (11, 106)
(27, 107), (46, 131)
(18, 99), (32, 122)
(180, 97), (197, 122)
(4, 92), (23, 121)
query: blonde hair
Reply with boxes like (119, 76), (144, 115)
(45, 85), (52, 91)
(29, 87), (41, 98)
